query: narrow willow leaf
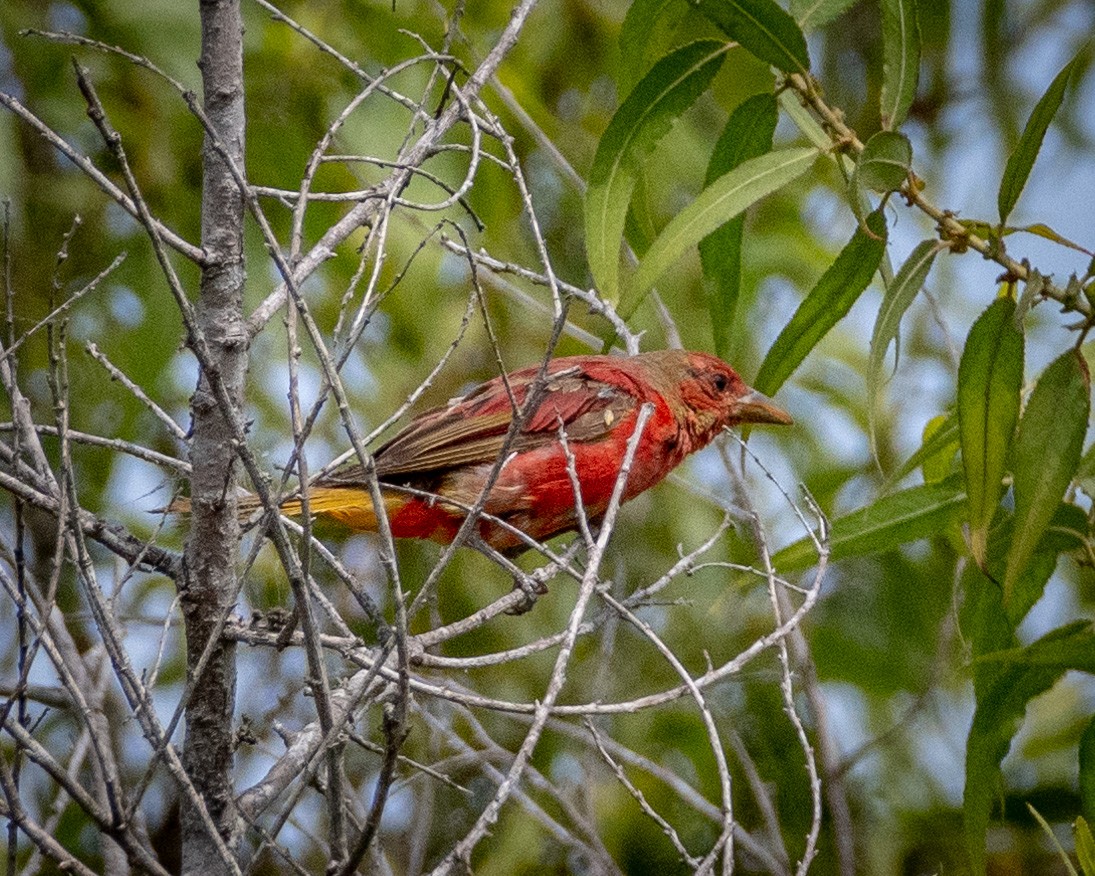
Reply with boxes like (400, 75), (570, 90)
(772, 477), (965, 572)
(957, 298), (1024, 569)
(854, 130), (914, 193)
(753, 209), (886, 397)
(1004, 349), (1090, 607)
(619, 0), (685, 89)
(695, 0), (810, 74)
(879, 0), (920, 130)
(998, 52), (1079, 225)
(778, 88), (834, 151)
(1076, 817), (1095, 876)
(700, 93), (778, 359)
(982, 503), (1088, 626)
(868, 239), (939, 411)
(965, 624), (1075, 876)
(1027, 802), (1083, 875)
(1010, 222), (1095, 257)
(1027, 805), (1081, 876)
(792, 0), (859, 31)
(961, 502), (1087, 677)
(976, 622), (1095, 671)
(622, 146), (817, 318)
(585, 41), (726, 303)
(960, 563), (1018, 699)
(703, 94), (780, 190)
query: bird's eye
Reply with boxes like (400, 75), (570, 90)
(712, 373), (729, 392)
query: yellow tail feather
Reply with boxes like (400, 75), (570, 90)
(168, 486), (386, 532)
(275, 486), (381, 531)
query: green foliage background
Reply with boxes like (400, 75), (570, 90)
(1, 0), (1094, 873)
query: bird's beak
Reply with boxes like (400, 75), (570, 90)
(734, 389), (793, 426)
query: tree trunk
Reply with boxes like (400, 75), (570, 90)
(181, 1), (247, 872)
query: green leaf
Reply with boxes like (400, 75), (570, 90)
(957, 297), (1024, 569)
(703, 93), (780, 188)
(981, 502), (1089, 626)
(965, 624), (1075, 876)
(773, 476), (965, 572)
(753, 209), (886, 397)
(700, 93), (778, 359)
(1085, 731), (1095, 829)
(622, 146), (817, 318)
(1009, 222), (1095, 257)
(854, 130), (914, 193)
(960, 563), (1018, 698)
(778, 87), (838, 152)
(619, 0), (686, 89)
(879, 0), (921, 130)
(975, 621), (1095, 671)
(585, 41), (727, 303)
(998, 52), (1080, 225)
(1076, 817), (1095, 876)
(1026, 803), (1080, 876)
(918, 413), (959, 484)
(695, 0), (810, 74)
(792, 0), (859, 31)
(1004, 349), (1090, 607)
(868, 238), (939, 412)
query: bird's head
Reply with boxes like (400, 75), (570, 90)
(641, 350), (792, 446)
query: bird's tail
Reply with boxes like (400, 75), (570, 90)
(165, 486), (384, 531)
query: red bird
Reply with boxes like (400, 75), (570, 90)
(239, 349), (791, 552)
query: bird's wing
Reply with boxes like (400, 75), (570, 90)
(323, 366), (636, 483)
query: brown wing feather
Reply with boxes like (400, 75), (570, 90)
(321, 368), (636, 486)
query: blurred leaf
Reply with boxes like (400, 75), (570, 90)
(695, 0), (810, 74)
(879, 0), (921, 130)
(619, 0), (687, 88)
(1085, 717), (1095, 829)
(1004, 349), (1090, 610)
(585, 40), (727, 303)
(1078, 817), (1095, 876)
(792, 0), (859, 31)
(753, 208), (886, 397)
(623, 146), (817, 318)
(700, 93), (777, 359)
(965, 622), (1078, 876)
(919, 413), (959, 484)
(886, 410), (959, 488)
(811, 541), (952, 694)
(773, 476), (965, 572)
(868, 238), (939, 416)
(976, 621), (1095, 671)
(957, 297), (1024, 569)
(981, 0), (1019, 149)
(854, 130), (914, 193)
(998, 51), (1080, 225)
